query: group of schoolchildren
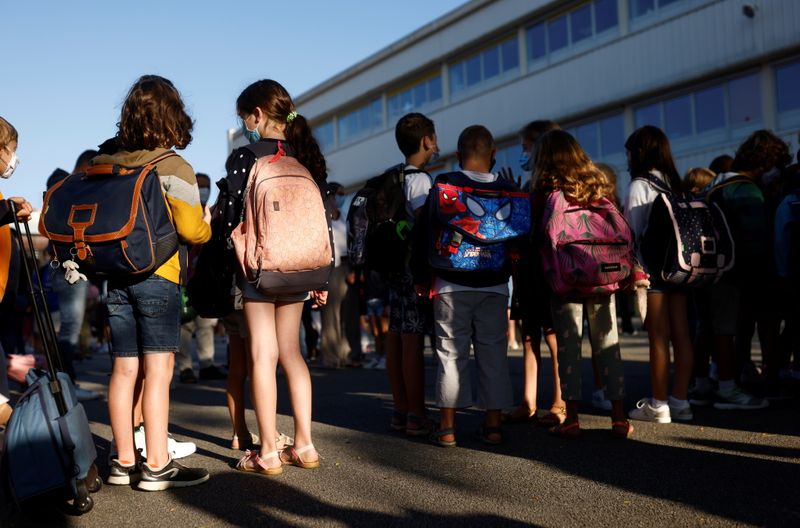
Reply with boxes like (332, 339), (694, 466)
(0, 73), (797, 495)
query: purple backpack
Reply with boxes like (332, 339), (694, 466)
(541, 191), (634, 298)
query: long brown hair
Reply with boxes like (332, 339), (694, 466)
(533, 130), (613, 205)
(117, 75), (193, 151)
(237, 80), (328, 186)
(624, 126), (681, 192)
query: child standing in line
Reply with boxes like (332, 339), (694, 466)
(416, 125), (517, 447)
(532, 130), (635, 439)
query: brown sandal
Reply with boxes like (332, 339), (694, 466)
(280, 444), (320, 469)
(538, 405), (567, 427)
(548, 421), (581, 438)
(235, 450), (283, 476)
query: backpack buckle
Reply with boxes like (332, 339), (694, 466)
(448, 232), (463, 254)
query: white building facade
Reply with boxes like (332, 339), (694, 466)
(233, 0), (800, 194)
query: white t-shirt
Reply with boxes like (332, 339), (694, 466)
(404, 164), (432, 222)
(331, 216), (347, 268)
(623, 169), (668, 263)
(432, 170), (510, 297)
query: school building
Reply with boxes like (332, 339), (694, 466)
(229, 0), (800, 193)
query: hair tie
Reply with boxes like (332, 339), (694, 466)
(286, 111), (298, 123)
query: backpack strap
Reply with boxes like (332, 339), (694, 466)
(632, 172), (672, 195)
(705, 175), (755, 202)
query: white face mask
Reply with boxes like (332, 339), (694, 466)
(1, 153), (18, 179)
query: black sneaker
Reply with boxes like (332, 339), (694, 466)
(179, 368), (198, 384)
(108, 458), (141, 486)
(137, 458), (209, 491)
(199, 365), (227, 381)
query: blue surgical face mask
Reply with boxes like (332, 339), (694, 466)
(242, 121), (261, 144)
(519, 151), (531, 172)
(199, 187), (211, 205)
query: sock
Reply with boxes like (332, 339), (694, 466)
(669, 396), (689, 408)
(117, 459), (135, 466)
(695, 377), (711, 391)
(718, 379), (736, 392)
(651, 398), (668, 408)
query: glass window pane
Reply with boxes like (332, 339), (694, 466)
(501, 38), (519, 72)
(449, 63), (465, 94)
(413, 82), (427, 107)
(315, 121), (334, 152)
(635, 103), (661, 128)
(548, 15), (568, 53)
(483, 46), (500, 80)
(776, 61), (800, 113)
(399, 90), (413, 115)
(694, 85), (725, 133)
(527, 23), (546, 61)
(370, 98), (383, 130)
(594, 0), (618, 33)
(466, 55), (481, 86)
(428, 76), (442, 103)
(664, 95), (692, 139)
(387, 95), (401, 123)
(630, 0), (655, 19)
(600, 114), (625, 156)
(659, 0), (681, 6)
(576, 123), (600, 159)
(571, 4), (593, 44)
(729, 73), (762, 125)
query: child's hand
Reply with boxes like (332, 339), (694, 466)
(8, 197), (32, 220)
(310, 290), (328, 309)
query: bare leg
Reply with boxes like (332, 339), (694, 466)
(668, 292), (694, 400)
(402, 333), (427, 417)
(244, 300), (280, 470)
(108, 356), (139, 464)
(438, 407), (456, 443)
(142, 352), (173, 469)
(386, 330), (408, 414)
(227, 333), (252, 439)
(544, 331), (565, 409)
(132, 362), (145, 426)
(646, 292), (670, 402)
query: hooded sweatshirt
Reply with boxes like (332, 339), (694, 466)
(92, 148), (211, 284)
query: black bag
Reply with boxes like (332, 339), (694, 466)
(1, 208), (101, 515)
(346, 164), (425, 275)
(638, 173), (735, 287)
(39, 152), (179, 279)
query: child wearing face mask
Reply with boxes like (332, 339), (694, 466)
(0, 116), (34, 426)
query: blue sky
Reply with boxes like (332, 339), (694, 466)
(1, 0), (465, 206)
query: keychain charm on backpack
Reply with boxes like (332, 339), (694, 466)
(62, 260), (88, 284)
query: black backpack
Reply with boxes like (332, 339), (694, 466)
(637, 173), (735, 287)
(346, 164), (426, 275)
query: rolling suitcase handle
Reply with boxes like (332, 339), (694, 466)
(9, 200), (68, 416)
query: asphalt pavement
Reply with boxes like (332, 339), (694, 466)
(3, 332), (800, 527)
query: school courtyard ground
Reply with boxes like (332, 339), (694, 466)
(5, 332), (800, 527)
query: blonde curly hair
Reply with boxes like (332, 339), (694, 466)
(533, 129), (613, 205)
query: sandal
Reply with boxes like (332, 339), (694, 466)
(231, 432), (260, 451)
(405, 413), (435, 437)
(501, 406), (538, 424)
(548, 421), (581, 438)
(390, 410), (407, 432)
(611, 421), (634, 439)
(476, 425), (504, 445)
(538, 405), (567, 427)
(280, 444), (320, 469)
(235, 449), (283, 476)
(428, 428), (457, 448)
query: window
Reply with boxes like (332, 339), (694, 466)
(632, 73), (762, 149)
(526, 23), (546, 62)
(569, 113), (625, 160)
(664, 95), (692, 139)
(338, 97), (383, 146)
(495, 143), (523, 175)
(449, 36), (520, 96)
(526, 1), (618, 67)
(387, 76), (443, 125)
(776, 61), (800, 113)
(314, 120), (335, 152)
(728, 73), (761, 126)
(694, 85), (725, 133)
(630, 0), (684, 19)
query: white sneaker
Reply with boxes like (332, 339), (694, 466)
(628, 398), (671, 423)
(75, 387), (101, 402)
(591, 389), (612, 411)
(135, 425), (197, 459)
(669, 403), (694, 421)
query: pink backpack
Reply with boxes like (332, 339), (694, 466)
(231, 146), (333, 296)
(540, 191), (634, 298)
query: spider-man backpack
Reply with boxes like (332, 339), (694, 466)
(427, 171), (531, 273)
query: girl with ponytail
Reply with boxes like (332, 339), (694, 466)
(226, 79), (325, 475)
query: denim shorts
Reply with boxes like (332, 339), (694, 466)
(365, 298), (385, 318)
(107, 275), (181, 357)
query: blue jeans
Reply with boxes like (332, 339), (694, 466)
(107, 275), (181, 357)
(51, 275), (88, 379)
